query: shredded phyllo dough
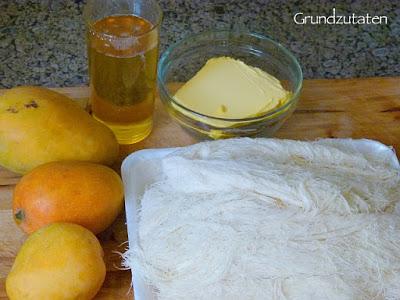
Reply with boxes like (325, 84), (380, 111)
(123, 138), (400, 300)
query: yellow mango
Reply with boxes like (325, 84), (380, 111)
(0, 86), (119, 174)
(13, 161), (124, 235)
(6, 223), (106, 300)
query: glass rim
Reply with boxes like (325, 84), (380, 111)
(85, 2), (163, 39)
(157, 30), (303, 122)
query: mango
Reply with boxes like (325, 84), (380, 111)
(0, 86), (119, 174)
(6, 223), (106, 300)
(13, 161), (124, 234)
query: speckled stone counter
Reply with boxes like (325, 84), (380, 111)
(0, 0), (399, 88)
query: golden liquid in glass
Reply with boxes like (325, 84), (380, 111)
(88, 15), (159, 144)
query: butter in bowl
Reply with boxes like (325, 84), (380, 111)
(157, 30), (303, 139)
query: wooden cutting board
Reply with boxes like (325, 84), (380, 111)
(0, 77), (400, 299)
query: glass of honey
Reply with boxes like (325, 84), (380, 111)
(84, 0), (162, 144)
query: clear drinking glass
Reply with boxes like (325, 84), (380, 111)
(84, 0), (162, 144)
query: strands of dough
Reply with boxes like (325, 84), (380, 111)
(123, 138), (400, 300)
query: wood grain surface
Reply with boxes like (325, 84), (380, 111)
(0, 77), (400, 299)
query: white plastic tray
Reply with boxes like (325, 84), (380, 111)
(120, 139), (399, 300)
(122, 147), (176, 300)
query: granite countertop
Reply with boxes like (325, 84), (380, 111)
(0, 0), (399, 88)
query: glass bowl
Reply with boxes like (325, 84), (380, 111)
(157, 30), (303, 139)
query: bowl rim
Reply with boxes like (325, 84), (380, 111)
(157, 30), (303, 122)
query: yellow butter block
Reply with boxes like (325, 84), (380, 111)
(174, 57), (291, 120)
